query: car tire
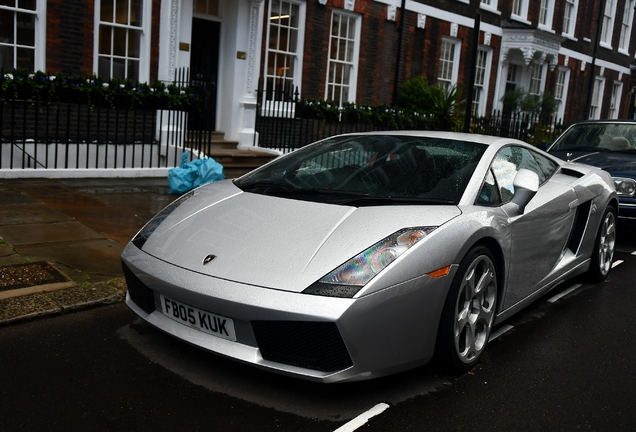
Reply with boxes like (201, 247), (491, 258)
(435, 245), (498, 373)
(588, 206), (617, 283)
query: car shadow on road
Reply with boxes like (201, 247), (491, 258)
(119, 316), (454, 421)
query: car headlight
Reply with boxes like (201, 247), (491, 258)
(303, 227), (437, 298)
(132, 190), (196, 249)
(613, 177), (636, 197)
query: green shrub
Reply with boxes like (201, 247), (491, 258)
(0, 69), (199, 110)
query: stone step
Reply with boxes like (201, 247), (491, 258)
(205, 148), (278, 179)
(185, 131), (238, 150)
(186, 131), (279, 178)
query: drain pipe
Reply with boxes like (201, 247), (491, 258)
(392, 0), (407, 106)
(585, 0), (605, 118)
(464, 13), (481, 132)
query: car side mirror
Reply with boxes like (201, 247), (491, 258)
(511, 169), (539, 214)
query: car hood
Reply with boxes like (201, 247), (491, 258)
(550, 150), (636, 177)
(141, 181), (462, 292)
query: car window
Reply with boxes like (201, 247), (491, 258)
(476, 169), (501, 206)
(234, 135), (488, 205)
(294, 147), (377, 180)
(550, 123), (636, 151)
(479, 146), (545, 205)
(529, 150), (557, 182)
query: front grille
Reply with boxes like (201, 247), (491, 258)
(122, 261), (156, 314)
(252, 321), (353, 372)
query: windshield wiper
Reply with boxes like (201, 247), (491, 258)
(238, 181), (372, 198)
(237, 181), (454, 205)
(613, 148), (636, 154)
(237, 180), (300, 193)
(555, 146), (609, 152)
(334, 196), (455, 206)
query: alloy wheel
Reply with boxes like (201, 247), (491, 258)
(598, 210), (616, 277)
(454, 254), (497, 364)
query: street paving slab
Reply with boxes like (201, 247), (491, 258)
(0, 177), (175, 326)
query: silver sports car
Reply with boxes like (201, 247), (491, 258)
(122, 131), (618, 383)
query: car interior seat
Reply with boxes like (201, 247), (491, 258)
(610, 136), (631, 150)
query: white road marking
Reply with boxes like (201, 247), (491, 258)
(632, 250), (636, 256)
(334, 403), (390, 432)
(488, 324), (514, 342)
(547, 284), (582, 303)
(612, 260), (624, 268)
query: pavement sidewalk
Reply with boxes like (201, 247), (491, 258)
(0, 177), (176, 326)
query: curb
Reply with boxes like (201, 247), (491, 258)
(0, 278), (128, 327)
(0, 281), (77, 301)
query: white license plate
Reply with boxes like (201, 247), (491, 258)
(160, 295), (237, 341)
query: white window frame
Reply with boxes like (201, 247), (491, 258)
(263, 0), (306, 102)
(324, 10), (361, 106)
(609, 81), (623, 119)
(505, 63), (520, 93)
(193, 0), (221, 16)
(600, 0), (618, 49)
(562, 0), (579, 39)
(0, 0), (46, 71)
(554, 67), (570, 121)
(528, 63), (543, 95)
(479, 0), (499, 14)
(93, 0), (152, 82)
(472, 47), (492, 117)
(589, 76), (606, 120)
(438, 38), (461, 92)
(618, 0), (635, 54)
(511, 0), (529, 23)
(538, 0), (555, 31)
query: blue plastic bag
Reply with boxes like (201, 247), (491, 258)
(168, 151), (225, 195)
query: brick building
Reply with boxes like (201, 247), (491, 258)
(2, 0), (635, 147)
(263, 0), (636, 125)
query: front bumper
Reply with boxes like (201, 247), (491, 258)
(618, 197), (636, 220)
(122, 243), (455, 383)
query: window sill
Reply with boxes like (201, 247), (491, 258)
(479, 5), (501, 15)
(561, 34), (578, 42)
(537, 25), (555, 34)
(511, 15), (531, 26)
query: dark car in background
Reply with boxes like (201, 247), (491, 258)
(547, 120), (636, 220)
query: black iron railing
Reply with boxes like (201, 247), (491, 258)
(0, 68), (220, 171)
(254, 81), (564, 153)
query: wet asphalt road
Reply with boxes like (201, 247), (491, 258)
(1, 225), (635, 431)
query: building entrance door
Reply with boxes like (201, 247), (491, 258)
(189, 18), (220, 131)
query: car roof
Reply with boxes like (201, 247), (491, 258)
(334, 130), (522, 147)
(567, 119), (636, 126)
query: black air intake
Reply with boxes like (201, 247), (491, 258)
(252, 321), (353, 372)
(122, 262), (156, 315)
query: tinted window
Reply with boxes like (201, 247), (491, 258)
(476, 169), (501, 206)
(235, 135), (488, 205)
(550, 123), (636, 151)
(529, 150), (557, 183)
(479, 145), (550, 205)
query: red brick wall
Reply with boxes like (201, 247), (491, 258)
(46, 0), (94, 75)
(150, 0), (161, 83)
(261, 0), (634, 122)
(45, 0), (161, 82)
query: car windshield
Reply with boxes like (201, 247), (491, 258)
(550, 123), (636, 153)
(234, 135), (487, 206)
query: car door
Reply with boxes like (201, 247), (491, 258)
(487, 146), (578, 310)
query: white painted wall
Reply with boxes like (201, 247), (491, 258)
(157, 0), (263, 146)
